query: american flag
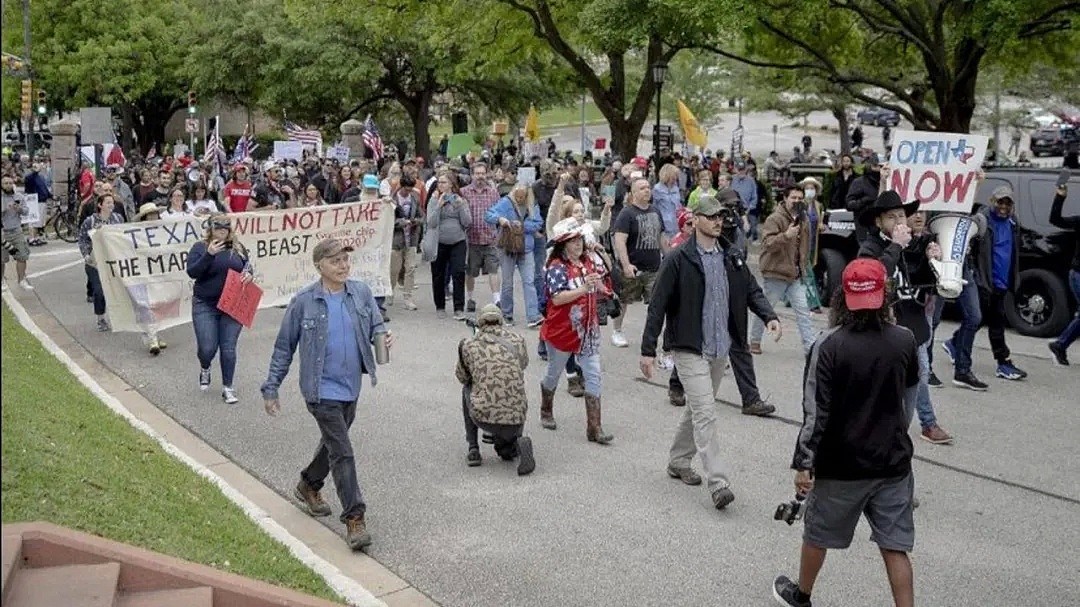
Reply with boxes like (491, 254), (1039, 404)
(363, 115), (384, 161)
(284, 120), (322, 148)
(231, 124), (260, 162)
(203, 116), (226, 175)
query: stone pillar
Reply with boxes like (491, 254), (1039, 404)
(49, 119), (80, 205)
(340, 119), (364, 160)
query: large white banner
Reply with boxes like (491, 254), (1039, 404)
(887, 130), (988, 213)
(91, 200), (394, 333)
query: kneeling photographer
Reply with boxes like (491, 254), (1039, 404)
(772, 258), (919, 607)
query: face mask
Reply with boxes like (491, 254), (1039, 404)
(804, 188), (816, 200)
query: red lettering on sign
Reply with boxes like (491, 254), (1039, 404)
(941, 171), (975, 204)
(915, 171), (941, 203)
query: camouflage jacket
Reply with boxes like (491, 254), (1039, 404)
(456, 326), (529, 425)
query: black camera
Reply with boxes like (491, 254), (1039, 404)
(596, 294), (621, 326)
(774, 495), (806, 525)
(2, 239), (17, 255)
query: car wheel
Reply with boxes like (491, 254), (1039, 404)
(1004, 269), (1071, 337)
(819, 248), (848, 308)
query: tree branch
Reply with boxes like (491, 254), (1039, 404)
(1019, 2), (1080, 38)
(344, 93), (396, 120)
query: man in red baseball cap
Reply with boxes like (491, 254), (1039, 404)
(773, 257), (919, 607)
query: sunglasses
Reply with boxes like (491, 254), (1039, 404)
(211, 222), (231, 230)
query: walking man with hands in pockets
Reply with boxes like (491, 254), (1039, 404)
(261, 237), (393, 551)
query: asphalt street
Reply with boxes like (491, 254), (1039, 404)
(13, 242), (1078, 607)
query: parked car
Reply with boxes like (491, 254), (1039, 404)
(856, 107), (901, 127)
(1030, 125), (1078, 156)
(814, 167), (1079, 337)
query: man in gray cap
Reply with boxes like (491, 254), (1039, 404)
(261, 237), (393, 551)
(456, 304), (535, 475)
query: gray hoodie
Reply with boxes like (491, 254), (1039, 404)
(2, 191), (28, 232)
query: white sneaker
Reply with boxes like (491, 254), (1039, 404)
(657, 354), (674, 370)
(18, 279), (33, 291)
(222, 387), (239, 404)
(610, 331), (628, 348)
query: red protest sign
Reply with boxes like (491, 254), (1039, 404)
(217, 269), (263, 328)
(594, 138), (606, 150)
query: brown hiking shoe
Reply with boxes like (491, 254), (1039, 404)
(749, 342), (762, 355)
(920, 425), (954, 445)
(540, 384), (557, 430)
(345, 515), (373, 550)
(293, 480), (332, 517)
(566, 374), (585, 398)
(666, 465), (702, 485)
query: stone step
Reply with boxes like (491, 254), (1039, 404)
(1, 534), (23, 600)
(5, 562), (120, 607)
(117, 586), (214, 607)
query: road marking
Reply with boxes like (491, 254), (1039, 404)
(27, 259), (83, 279)
(2, 291), (385, 607)
(28, 248), (82, 258)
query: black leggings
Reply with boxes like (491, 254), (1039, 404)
(432, 240), (467, 312)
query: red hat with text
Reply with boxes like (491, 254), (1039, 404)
(842, 258), (886, 310)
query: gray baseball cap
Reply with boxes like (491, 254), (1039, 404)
(312, 238), (354, 263)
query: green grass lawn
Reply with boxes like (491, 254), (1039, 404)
(428, 101), (605, 141)
(0, 303), (342, 603)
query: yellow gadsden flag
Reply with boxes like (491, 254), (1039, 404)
(525, 106), (540, 142)
(677, 100), (707, 148)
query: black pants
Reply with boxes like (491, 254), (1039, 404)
(84, 265), (107, 316)
(432, 240), (467, 312)
(668, 341), (761, 406)
(463, 387), (523, 458)
(301, 399), (366, 522)
(983, 288), (1011, 363)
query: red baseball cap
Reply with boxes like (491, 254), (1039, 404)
(842, 258), (886, 311)
(631, 156), (648, 169)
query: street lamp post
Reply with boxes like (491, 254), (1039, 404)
(651, 62), (667, 168)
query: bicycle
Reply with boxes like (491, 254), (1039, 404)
(43, 196), (78, 243)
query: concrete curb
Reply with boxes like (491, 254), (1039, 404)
(2, 290), (438, 607)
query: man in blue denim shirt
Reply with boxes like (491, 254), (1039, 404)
(261, 237), (393, 551)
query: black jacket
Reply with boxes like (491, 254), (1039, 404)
(971, 206), (1021, 293)
(641, 235), (777, 358)
(845, 171), (880, 242)
(829, 170), (857, 210)
(858, 231), (937, 345)
(1049, 192), (1079, 271)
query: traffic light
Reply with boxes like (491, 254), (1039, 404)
(36, 90), (47, 115)
(20, 80), (32, 118)
(187, 90), (197, 114)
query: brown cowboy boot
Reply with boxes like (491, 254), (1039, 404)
(540, 384), (557, 430)
(345, 514), (373, 550)
(566, 374), (585, 397)
(584, 395), (613, 445)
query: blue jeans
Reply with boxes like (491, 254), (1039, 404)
(192, 297), (243, 387)
(948, 267), (982, 374)
(302, 399), (366, 522)
(84, 265), (106, 316)
(914, 340), (939, 430)
(748, 212), (760, 241)
(541, 342), (601, 396)
(750, 277), (816, 353)
(1053, 269), (1080, 350)
(532, 235), (548, 312)
(499, 250), (540, 322)
(927, 295), (945, 368)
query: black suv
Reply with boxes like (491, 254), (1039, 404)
(856, 107), (901, 127)
(1029, 125), (1078, 157)
(815, 167), (1078, 337)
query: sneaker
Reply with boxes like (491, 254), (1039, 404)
(293, 480), (332, 517)
(928, 371), (943, 388)
(503, 317), (516, 327)
(157, 339), (168, 350)
(750, 342), (762, 355)
(18, 279), (33, 290)
(403, 298), (418, 311)
(995, 360), (1027, 380)
(1048, 341), (1070, 366)
(668, 388), (686, 407)
(453, 310), (468, 321)
(712, 487), (735, 510)
(772, 575), (812, 607)
(436, 309), (448, 320)
(666, 465), (702, 486)
(148, 339), (161, 356)
(222, 387), (239, 404)
(466, 447), (482, 467)
(610, 331), (628, 348)
(466, 299), (476, 313)
(656, 354), (674, 370)
(96, 318), (111, 332)
(526, 317), (544, 328)
(953, 371), (988, 391)
(742, 400), (776, 417)
(199, 368), (211, 391)
(516, 436), (535, 476)
(345, 515), (373, 550)
(920, 425), (954, 445)
(942, 339), (956, 364)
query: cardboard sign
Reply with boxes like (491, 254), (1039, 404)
(273, 140), (304, 161)
(887, 130), (988, 212)
(331, 146), (351, 162)
(217, 269), (263, 328)
(516, 167), (536, 187)
(91, 199), (394, 332)
(19, 193), (40, 225)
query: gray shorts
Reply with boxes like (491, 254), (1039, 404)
(467, 244), (499, 277)
(803, 472), (915, 552)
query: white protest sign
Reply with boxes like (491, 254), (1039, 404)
(20, 193), (40, 225)
(887, 130), (988, 213)
(91, 200), (394, 333)
(273, 140), (304, 161)
(516, 167), (536, 187)
(332, 146), (351, 162)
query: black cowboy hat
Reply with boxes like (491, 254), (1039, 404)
(858, 190), (920, 227)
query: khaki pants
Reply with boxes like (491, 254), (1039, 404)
(668, 351), (731, 492)
(390, 247), (417, 299)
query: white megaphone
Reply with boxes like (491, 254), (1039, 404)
(928, 213), (983, 299)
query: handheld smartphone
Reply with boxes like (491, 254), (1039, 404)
(1056, 169), (1071, 189)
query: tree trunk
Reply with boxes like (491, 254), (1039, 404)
(412, 101), (432, 164)
(831, 104), (850, 154)
(119, 105), (136, 153)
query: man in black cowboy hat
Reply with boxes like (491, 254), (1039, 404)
(857, 191), (953, 445)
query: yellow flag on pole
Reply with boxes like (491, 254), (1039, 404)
(525, 106), (540, 142)
(677, 100), (707, 148)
